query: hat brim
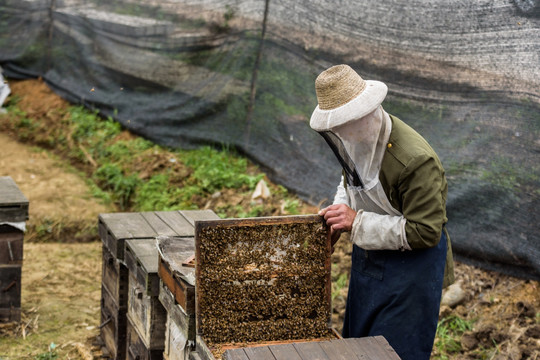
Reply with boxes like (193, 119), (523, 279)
(310, 80), (388, 131)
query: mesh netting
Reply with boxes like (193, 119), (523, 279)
(1, 0), (538, 280)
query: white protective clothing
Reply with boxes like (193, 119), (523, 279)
(331, 106), (411, 251)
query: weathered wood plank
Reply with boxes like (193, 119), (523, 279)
(157, 236), (196, 316)
(179, 210), (220, 227)
(127, 274), (167, 350)
(158, 280), (195, 342)
(158, 256), (195, 316)
(195, 335), (217, 360)
(102, 245), (129, 308)
(0, 307), (21, 323)
(203, 336), (399, 360)
(100, 284), (127, 360)
(189, 352), (204, 360)
(0, 177), (28, 205)
(163, 309), (191, 360)
(268, 343), (303, 360)
(243, 346), (276, 360)
(141, 212), (179, 237)
(99, 212), (158, 259)
(127, 240), (159, 273)
(155, 211), (195, 236)
(125, 239), (160, 296)
(124, 242), (139, 284)
(126, 317), (164, 359)
(0, 265), (21, 308)
(372, 337), (401, 360)
(0, 229), (23, 264)
(346, 337), (400, 360)
(223, 348), (251, 360)
(99, 212), (157, 239)
(0, 177), (29, 222)
(158, 236), (196, 284)
(319, 339), (364, 360)
(293, 342), (330, 360)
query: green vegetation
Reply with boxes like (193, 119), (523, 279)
(183, 145), (262, 193)
(34, 343), (57, 360)
(331, 271), (348, 301)
(1, 98), (300, 218)
(433, 315), (474, 359)
(282, 198), (301, 215)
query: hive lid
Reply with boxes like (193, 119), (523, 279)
(0, 176), (29, 222)
(98, 209), (219, 259)
(157, 235), (196, 285)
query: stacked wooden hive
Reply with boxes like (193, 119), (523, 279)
(98, 210), (401, 360)
(0, 176), (29, 323)
(98, 210), (219, 360)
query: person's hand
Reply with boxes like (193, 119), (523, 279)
(318, 204), (357, 252)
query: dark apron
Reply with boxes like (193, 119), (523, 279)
(342, 230), (447, 360)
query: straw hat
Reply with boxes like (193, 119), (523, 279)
(310, 65), (387, 131)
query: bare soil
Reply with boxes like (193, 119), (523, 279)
(0, 79), (538, 359)
(0, 131), (107, 358)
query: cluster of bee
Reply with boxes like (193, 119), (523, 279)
(197, 219), (332, 345)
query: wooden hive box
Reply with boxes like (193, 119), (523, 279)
(125, 239), (167, 354)
(0, 225), (24, 265)
(101, 244), (129, 310)
(0, 177), (28, 323)
(0, 264), (22, 323)
(100, 281), (128, 360)
(192, 215), (337, 360)
(159, 280), (194, 360)
(0, 224), (24, 324)
(126, 317), (164, 360)
(98, 210), (218, 359)
(100, 242), (129, 359)
(156, 211), (220, 360)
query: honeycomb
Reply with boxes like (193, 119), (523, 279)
(196, 216), (331, 345)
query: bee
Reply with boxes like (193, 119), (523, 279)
(198, 219), (330, 345)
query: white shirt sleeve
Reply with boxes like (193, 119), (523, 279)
(350, 210), (411, 251)
(333, 175), (349, 205)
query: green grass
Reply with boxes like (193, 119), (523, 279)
(93, 163), (141, 210)
(1, 99), (289, 217)
(34, 343), (58, 360)
(433, 315), (474, 359)
(331, 272), (348, 301)
(183, 145), (262, 193)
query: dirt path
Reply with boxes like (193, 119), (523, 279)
(0, 132), (111, 242)
(0, 133), (109, 358)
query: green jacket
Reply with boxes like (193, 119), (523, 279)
(379, 115), (455, 288)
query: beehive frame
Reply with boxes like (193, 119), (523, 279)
(195, 215), (331, 345)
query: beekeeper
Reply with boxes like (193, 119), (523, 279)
(311, 64), (454, 360)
